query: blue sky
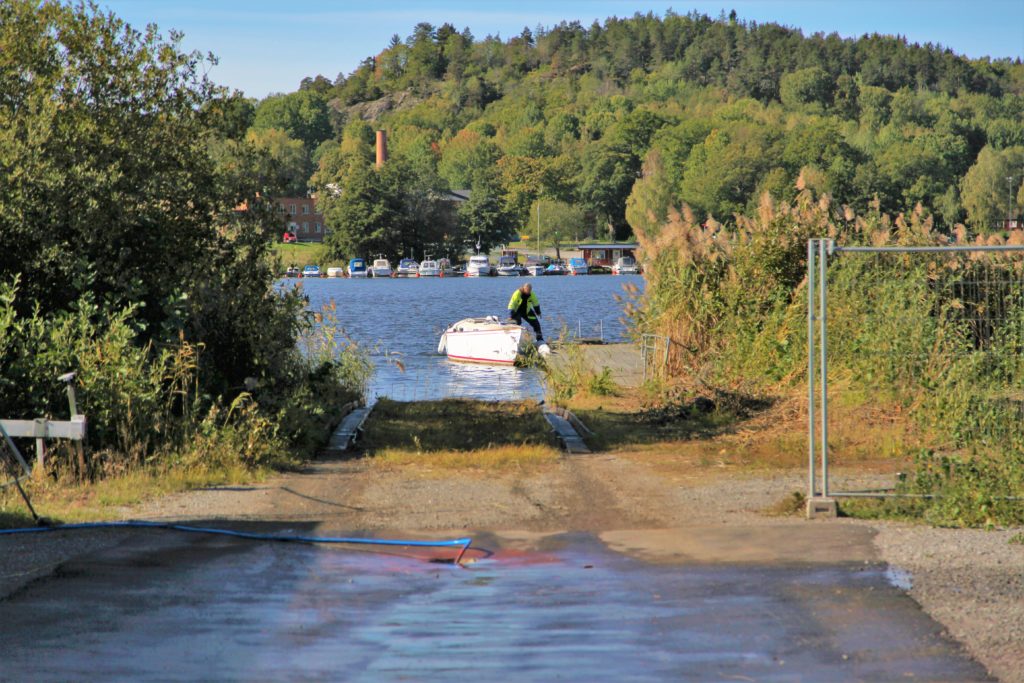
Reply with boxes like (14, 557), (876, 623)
(99, 1), (1024, 99)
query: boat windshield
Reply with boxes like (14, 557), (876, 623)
(470, 256), (488, 264)
(373, 260), (389, 268)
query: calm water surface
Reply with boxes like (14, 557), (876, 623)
(279, 274), (644, 401)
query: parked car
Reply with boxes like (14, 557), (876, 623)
(282, 231), (297, 243)
(301, 264), (321, 278)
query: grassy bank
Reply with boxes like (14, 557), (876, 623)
(271, 242), (347, 271)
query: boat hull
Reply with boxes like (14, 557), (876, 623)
(438, 317), (532, 365)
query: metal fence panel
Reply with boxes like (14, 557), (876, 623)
(807, 240), (1024, 503)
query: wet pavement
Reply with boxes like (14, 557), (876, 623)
(0, 528), (992, 682)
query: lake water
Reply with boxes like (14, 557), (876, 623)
(278, 274), (644, 402)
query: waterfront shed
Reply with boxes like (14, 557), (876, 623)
(576, 243), (639, 267)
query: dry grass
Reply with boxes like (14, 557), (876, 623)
(0, 462), (267, 526)
(568, 385), (917, 476)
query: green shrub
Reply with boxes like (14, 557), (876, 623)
(587, 367), (619, 396)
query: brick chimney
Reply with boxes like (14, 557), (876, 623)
(375, 130), (387, 168)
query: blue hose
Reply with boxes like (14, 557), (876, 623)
(0, 521), (473, 563)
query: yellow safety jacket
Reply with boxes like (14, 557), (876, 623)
(507, 290), (541, 319)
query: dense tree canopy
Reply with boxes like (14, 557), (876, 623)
(237, 11), (1024, 252)
(0, 0), (355, 429)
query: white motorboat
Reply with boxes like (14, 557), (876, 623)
(438, 316), (547, 364)
(496, 254), (522, 276)
(466, 254), (494, 277)
(526, 263), (546, 276)
(395, 258), (420, 277)
(418, 259), (440, 277)
(370, 258), (392, 278)
(612, 255), (639, 275)
(326, 266), (345, 278)
(347, 258), (368, 278)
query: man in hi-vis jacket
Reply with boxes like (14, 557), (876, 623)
(507, 283), (543, 341)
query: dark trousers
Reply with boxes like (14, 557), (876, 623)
(511, 313), (543, 340)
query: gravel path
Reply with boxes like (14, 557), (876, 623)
(1, 452), (1021, 681)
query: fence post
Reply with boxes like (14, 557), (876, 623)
(818, 239), (830, 498)
(34, 418), (46, 475)
(807, 239), (816, 501)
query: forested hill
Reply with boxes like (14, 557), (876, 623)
(244, 10), (1024, 257)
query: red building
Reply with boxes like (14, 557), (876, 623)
(278, 196), (326, 243)
(577, 243), (639, 267)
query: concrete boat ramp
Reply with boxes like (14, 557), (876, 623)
(0, 528), (992, 682)
(324, 399), (594, 456)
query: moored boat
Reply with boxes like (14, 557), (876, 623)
(466, 254), (494, 277)
(496, 254), (522, 276)
(418, 259), (440, 277)
(347, 258), (368, 278)
(567, 257), (589, 275)
(612, 255), (639, 275)
(438, 258), (455, 277)
(326, 266), (345, 278)
(544, 260), (567, 276)
(395, 258), (420, 277)
(437, 316), (538, 365)
(370, 258), (392, 278)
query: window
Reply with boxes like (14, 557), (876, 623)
(594, 249), (605, 260)
(288, 204), (296, 215)
(302, 204), (310, 215)
(315, 223), (322, 233)
(302, 222), (309, 232)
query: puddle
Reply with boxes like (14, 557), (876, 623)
(0, 531), (991, 682)
(885, 565), (914, 591)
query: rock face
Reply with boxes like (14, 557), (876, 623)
(333, 91), (421, 123)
